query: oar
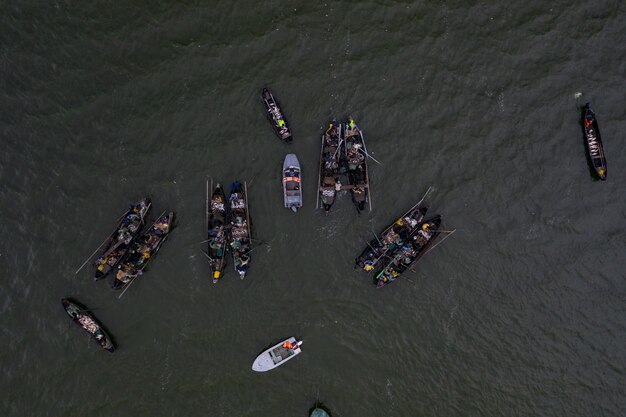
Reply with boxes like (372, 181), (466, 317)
(74, 233), (116, 275)
(358, 147), (381, 165)
(420, 229), (457, 258)
(117, 273), (140, 299)
(371, 230), (383, 246)
(415, 186), (432, 208)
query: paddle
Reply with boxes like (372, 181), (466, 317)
(117, 271), (141, 299)
(420, 229), (457, 258)
(74, 233), (116, 275)
(358, 147), (381, 165)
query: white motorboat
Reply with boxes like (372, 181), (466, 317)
(252, 337), (303, 372)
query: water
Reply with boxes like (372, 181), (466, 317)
(1, 1), (625, 416)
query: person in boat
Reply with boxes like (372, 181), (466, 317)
(282, 340), (297, 350)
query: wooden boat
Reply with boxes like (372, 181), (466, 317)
(112, 211), (174, 289)
(374, 215), (442, 288)
(582, 103), (607, 180)
(206, 183), (229, 283)
(94, 198), (150, 280)
(262, 87), (292, 143)
(62, 298), (115, 352)
(283, 153), (303, 212)
(343, 118), (371, 213)
(317, 122), (343, 212)
(252, 337), (303, 372)
(355, 205), (428, 271)
(229, 181), (251, 279)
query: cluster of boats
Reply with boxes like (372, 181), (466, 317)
(317, 118), (371, 213)
(264, 88), (372, 213)
(355, 191), (447, 288)
(62, 89), (607, 369)
(204, 181), (252, 282)
(91, 199), (174, 290)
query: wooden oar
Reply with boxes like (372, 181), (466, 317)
(117, 272), (141, 299)
(371, 230), (383, 246)
(420, 229), (457, 258)
(74, 232), (116, 275)
(358, 147), (381, 165)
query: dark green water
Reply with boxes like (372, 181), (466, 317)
(1, 1), (625, 416)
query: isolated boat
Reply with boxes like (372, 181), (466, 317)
(283, 153), (303, 212)
(374, 215), (442, 288)
(207, 184), (229, 283)
(94, 198), (150, 280)
(62, 298), (115, 352)
(252, 337), (303, 372)
(112, 211), (174, 289)
(229, 181), (251, 279)
(262, 87), (292, 143)
(317, 122), (342, 212)
(343, 118), (370, 212)
(582, 103), (607, 180)
(310, 406), (331, 417)
(355, 205), (428, 271)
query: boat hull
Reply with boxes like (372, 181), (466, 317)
(374, 216), (442, 288)
(252, 337), (302, 372)
(283, 153), (303, 211)
(62, 298), (115, 352)
(112, 212), (174, 289)
(582, 103), (607, 180)
(262, 88), (292, 143)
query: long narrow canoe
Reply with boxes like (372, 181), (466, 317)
(94, 198), (150, 280)
(262, 88), (293, 143)
(112, 211), (174, 289)
(355, 205), (428, 271)
(343, 118), (370, 213)
(318, 122), (342, 212)
(582, 103), (607, 180)
(207, 184), (229, 283)
(62, 298), (115, 352)
(374, 215), (442, 288)
(229, 181), (251, 279)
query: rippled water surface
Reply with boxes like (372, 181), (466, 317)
(1, 1), (625, 416)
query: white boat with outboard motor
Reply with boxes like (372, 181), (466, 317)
(283, 153), (302, 212)
(252, 337), (303, 372)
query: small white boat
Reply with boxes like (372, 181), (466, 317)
(252, 337), (303, 372)
(283, 154), (302, 212)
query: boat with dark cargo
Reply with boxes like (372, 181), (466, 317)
(112, 211), (174, 289)
(62, 298), (115, 352)
(374, 215), (442, 288)
(262, 87), (292, 143)
(283, 153), (303, 212)
(582, 103), (607, 180)
(252, 337), (303, 372)
(94, 198), (151, 280)
(206, 183), (229, 283)
(343, 118), (370, 213)
(229, 181), (251, 279)
(355, 205), (428, 272)
(317, 121), (343, 212)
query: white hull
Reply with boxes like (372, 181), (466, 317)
(252, 337), (302, 372)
